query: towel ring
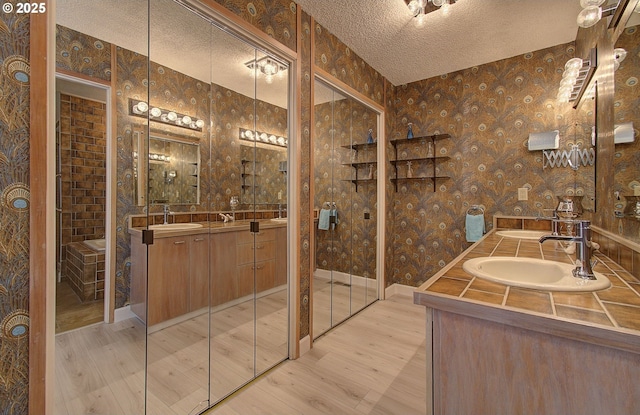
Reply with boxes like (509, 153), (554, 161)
(467, 205), (484, 215)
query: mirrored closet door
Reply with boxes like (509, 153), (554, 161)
(312, 78), (378, 340)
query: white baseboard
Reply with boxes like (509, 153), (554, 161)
(384, 283), (416, 298)
(114, 305), (136, 323)
(299, 335), (311, 356)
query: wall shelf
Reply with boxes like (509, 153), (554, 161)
(342, 142), (377, 192)
(390, 133), (451, 192)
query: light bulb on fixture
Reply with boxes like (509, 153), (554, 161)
(150, 107), (162, 117)
(167, 111), (177, 121)
(182, 115), (192, 125)
(407, 0), (425, 16)
(196, 119), (205, 129)
(135, 101), (148, 113)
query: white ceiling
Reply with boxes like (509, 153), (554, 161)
(56, 0), (290, 108)
(295, 0), (585, 85)
(57, 0), (631, 107)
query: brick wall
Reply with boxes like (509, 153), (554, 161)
(58, 94), (107, 270)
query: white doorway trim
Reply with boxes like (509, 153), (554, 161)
(54, 72), (114, 324)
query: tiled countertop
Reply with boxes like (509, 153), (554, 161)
(414, 229), (640, 354)
(127, 219), (287, 238)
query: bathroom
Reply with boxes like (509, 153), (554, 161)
(3, 0), (640, 414)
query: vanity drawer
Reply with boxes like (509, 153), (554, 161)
(236, 240), (275, 265)
(236, 260), (275, 297)
(236, 228), (275, 245)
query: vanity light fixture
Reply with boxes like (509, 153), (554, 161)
(129, 98), (205, 132)
(557, 48), (597, 108)
(239, 127), (288, 148)
(244, 56), (288, 84)
(406, 0), (459, 25)
(576, 0), (627, 28)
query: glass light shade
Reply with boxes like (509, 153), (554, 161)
(577, 6), (602, 28)
(432, 0), (444, 6)
(565, 58), (583, 71)
(135, 101), (148, 113)
(167, 111), (177, 121)
(562, 68), (579, 81)
(195, 119), (205, 128)
(580, 0), (604, 7)
(559, 85), (573, 95)
(560, 78), (575, 89)
(150, 107), (162, 117)
(182, 115), (192, 125)
(407, 0), (422, 15)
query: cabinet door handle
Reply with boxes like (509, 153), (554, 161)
(255, 245), (265, 249)
(174, 241), (186, 245)
(193, 238), (205, 242)
(252, 265), (264, 270)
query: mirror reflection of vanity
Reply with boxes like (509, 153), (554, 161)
(133, 132), (200, 206)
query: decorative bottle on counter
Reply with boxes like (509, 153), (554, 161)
(407, 123), (414, 139)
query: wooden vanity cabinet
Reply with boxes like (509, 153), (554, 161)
(189, 235), (210, 311)
(210, 226), (286, 307)
(210, 231), (237, 307)
(146, 235), (191, 326)
(131, 233), (209, 326)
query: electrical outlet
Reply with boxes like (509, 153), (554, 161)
(518, 188), (528, 201)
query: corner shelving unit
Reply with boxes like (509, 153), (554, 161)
(390, 134), (450, 192)
(341, 142), (377, 192)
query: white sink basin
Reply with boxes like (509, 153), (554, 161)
(148, 223), (203, 231)
(271, 218), (288, 223)
(495, 230), (549, 240)
(463, 256), (611, 292)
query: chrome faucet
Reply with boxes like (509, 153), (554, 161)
(162, 204), (172, 225)
(278, 203), (283, 219)
(539, 220), (597, 280)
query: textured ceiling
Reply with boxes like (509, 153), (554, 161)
(57, 0), (591, 105)
(295, 0), (584, 85)
(56, 0), (289, 107)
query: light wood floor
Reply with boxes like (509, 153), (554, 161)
(55, 292), (426, 415)
(56, 280), (104, 333)
(207, 293), (427, 415)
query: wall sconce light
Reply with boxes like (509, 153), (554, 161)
(406, 0), (459, 25)
(244, 56), (288, 84)
(129, 98), (205, 132)
(239, 127), (288, 148)
(557, 48), (597, 108)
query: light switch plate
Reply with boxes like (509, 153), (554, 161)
(518, 188), (528, 201)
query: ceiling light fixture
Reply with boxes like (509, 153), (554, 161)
(576, 0), (618, 28)
(244, 56), (288, 84)
(129, 99), (205, 132)
(557, 48), (597, 108)
(406, 0), (458, 25)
